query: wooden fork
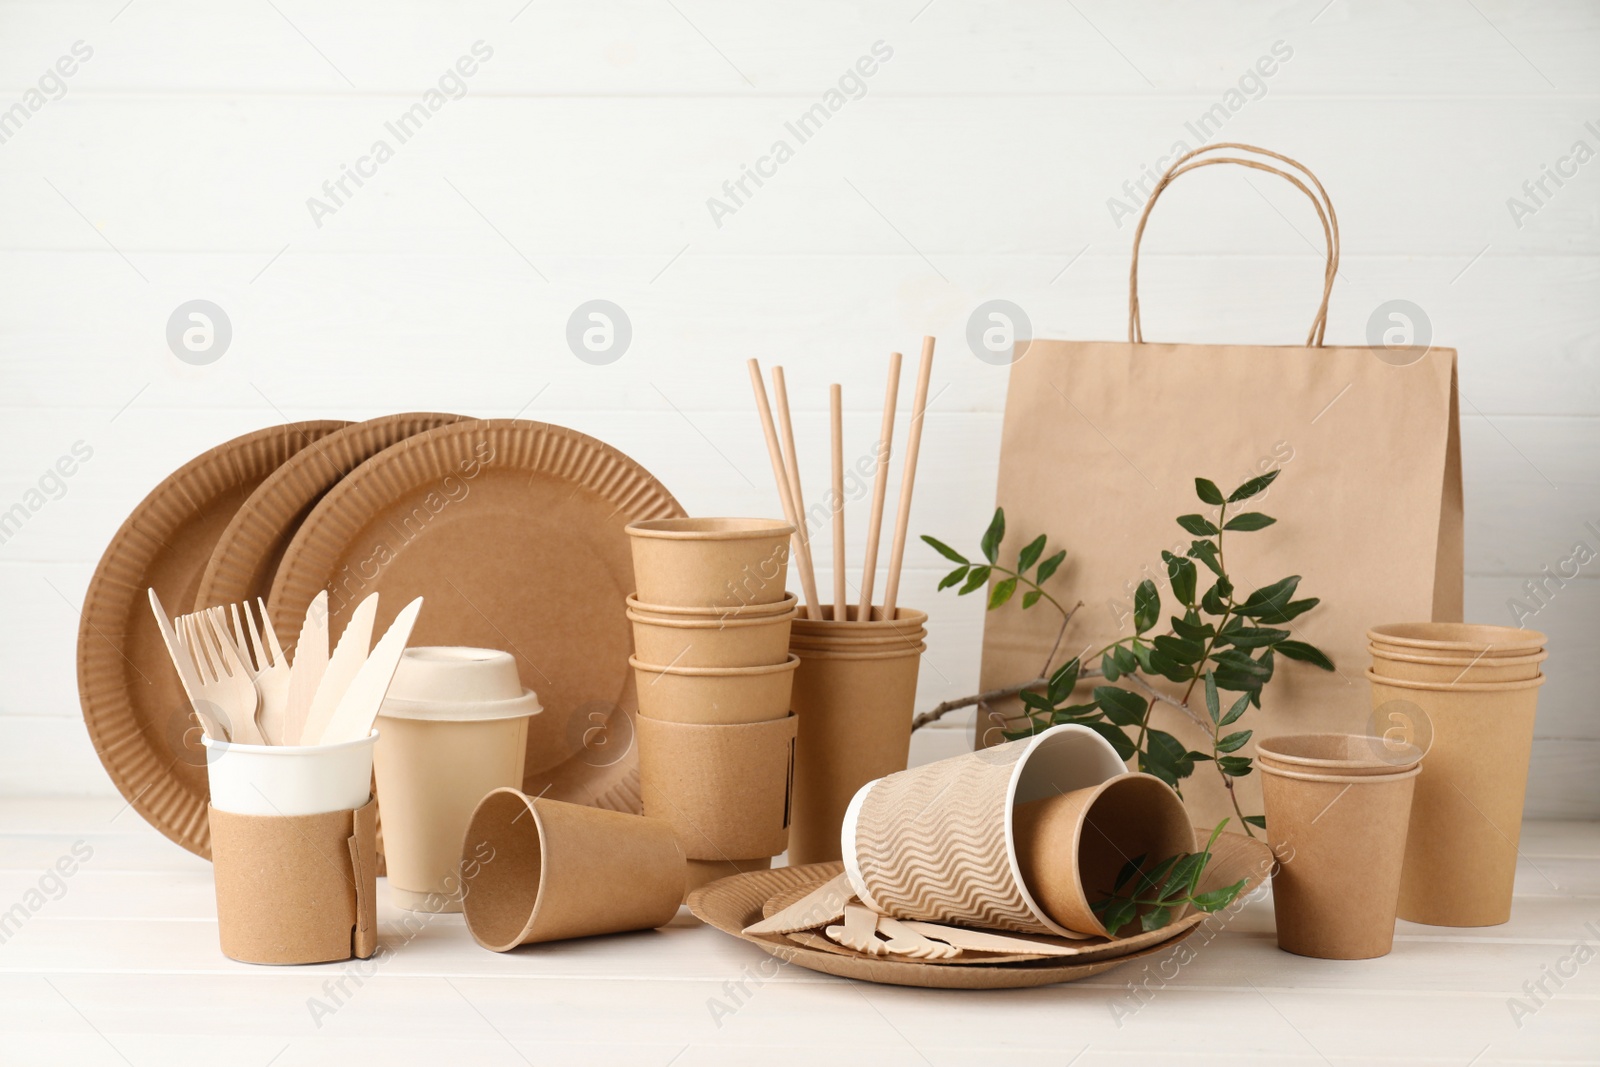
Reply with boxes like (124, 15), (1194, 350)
(228, 600), (290, 745)
(181, 610), (265, 745)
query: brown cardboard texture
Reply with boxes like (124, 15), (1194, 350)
(1368, 671), (1544, 927)
(628, 604), (796, 668)
(460, 790), (684, 951)
(1368, 622), (1545, 657)
(1262, 762), (1420, 959)
(630, 655), (798, 725)
(1013, 773), (1194, 937)
(626, 518), (793, 609)
(209, 798), (377, 965)
(637, 713), (797, 861)
(1257, 732), (1423, 776)
(685, 856), (772, 896)
(1369, 647), (1545, 684)
(787, 642), (920, 865)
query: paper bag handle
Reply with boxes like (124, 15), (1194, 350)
(1128, 143), (1340, 346)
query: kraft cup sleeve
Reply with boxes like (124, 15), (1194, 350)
(637, 713), (797, 861)
(208, 798), (378, 965)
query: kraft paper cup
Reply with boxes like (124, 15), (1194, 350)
(1012, 773), (1194, 937)
(1262, 762), (1421, 959)
(1370, 647), (1546, 684)
(787, 643), (922, 866)
(203, 731), (377, 816)
(374, 648), (543, 912)
(626, 592), (798, 623)
(628, 603), (797, 668)
(790, 604), (929, 637)
(684, 856), (772, 896)
(626, 518), (794, 609)
(1366, 670), (1544, 927)
(630, 654), (799, 725)
(460, 789), (685, 951)
(841, 723), (1128, 937)
(1368, 622), (1545, 658)
(787, 630), (927, 652)
(1257, 733), (1423, 777)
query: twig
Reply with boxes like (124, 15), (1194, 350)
(1038, 600), (1084, 677)
(1123, 672), (1208, 731)
(911, 677), (1047, 731)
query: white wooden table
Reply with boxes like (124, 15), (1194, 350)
(0, 800), (1595, 1065)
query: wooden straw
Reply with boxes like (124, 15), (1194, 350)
(857, 351), (902, 619)
(770, 366), (822, 620)
(747, 358), (820, 618)
(882, 336), (935, 616)
(830, 384), (846, 619)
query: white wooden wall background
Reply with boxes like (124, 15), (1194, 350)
(0, 0), (1595, 816)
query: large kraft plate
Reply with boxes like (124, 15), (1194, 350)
(77, 420), (349, 859)
(195, 412), (464, 613)
(687, 831), (1273, 989)
(268, 418), (684, 822)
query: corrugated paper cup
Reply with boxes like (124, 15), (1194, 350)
(841, 724), (1127, 936)
(1368, 670), (1544, 927)
(1263, 762), (1420, 959)
(459, 790), (685, 951)
(787, 642), (923, 865)
(626, 518), (793, 609)
(374, 647), (542, 912)
(630, 654), (799, 724)
(628, 603), (797, 668)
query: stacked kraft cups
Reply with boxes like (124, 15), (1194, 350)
(1367, 622), (1547, 928)
(626, 518), (801, 892)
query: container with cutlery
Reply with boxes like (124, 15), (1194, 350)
(373, 647), (542, 912)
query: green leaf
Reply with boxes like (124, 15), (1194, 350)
(1276, 639), (1336, 671)
(1234, 575), (1301, 620)
(1171, 613), (1213, 642)
(1228, 470), (1280, 502)
(1017, 534), (1046, 574)
(1215, 626), (1290, 650)
(1192, 878), (1248, 912)
(1195, 478), (1225, 506)
(1035, 549), (1066, 585)
(1165, 553), (1197, 607)
(1145, 729), (1196, 781)
(1050, 703), (1101, 725)
(1133, 580), (1160, 634)
(1223, 512), (1276, 532)
(1140, 904), (1174, 932)
(1083, 720), (1137, 760)
(1216, 729), (1252, 753)
(989, 576), (1018, 609)
(937, 565), (970, 591)
(1213, 649), (1272, 679)
(1200, 581), (1230, 617)
(1114, 645), (1139, 674)
(980, 508), (1005, 564)
(1188, 539), (1223, 577)
(1177, 514), (1219, 537)
(1100, 649), (1121, 682)
(1020, 690), (1054, 712)
(1217, 755), (1253, 776)
(1204, 671), (1220, 724)
(1146, 648), (1192, 683)
(1048, 658), (1081, 704)
(1113, 854), (1146, 892)
(1263, 598), (1320, 624)
(1094, 686), (1148, 727)
(1242, 814), (1267, 829)
(921, 535), (969, 565)
(957, 565), (991, 595)
(1165, 852), (1207, 897)
(1154, 633), (1206, 665)
(1134, 854), (1183, 896)
(1219, 692), (1251, 727)
(1021, 589), (1042, 609)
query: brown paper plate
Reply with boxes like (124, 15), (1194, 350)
(78, 420), (350, 859)
(196, 413), (464, 612)
(688, 829), (1271, 989)
(269, 419), (683, 826)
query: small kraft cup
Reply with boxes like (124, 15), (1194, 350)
(1262, 760), (1421, 959)
(788, 604), (929, 649)
(630, 654), (799, 725)
(1368, 669), (1545, 927)
(374, 647), (543, 912)
(1368, 622), (1545, 660)
(626, 518), (794, 610)
(203, 731), (380, 965)
(1369, 646), (1546, 685)
(627, 602), (797, 669)
(459, 789), (685, 951)
(786, 641), (924, 866)
(841, 724), (1128, 937)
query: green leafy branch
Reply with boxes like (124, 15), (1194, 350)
(919, 469), (1335, 835)
(1091, 820), (1249, 935)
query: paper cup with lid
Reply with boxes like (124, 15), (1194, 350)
(374, 647), (542, 912)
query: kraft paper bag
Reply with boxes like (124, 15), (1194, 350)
(976, 144), (1463, 827)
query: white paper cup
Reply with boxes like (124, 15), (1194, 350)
(203, 731), (377, 816)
